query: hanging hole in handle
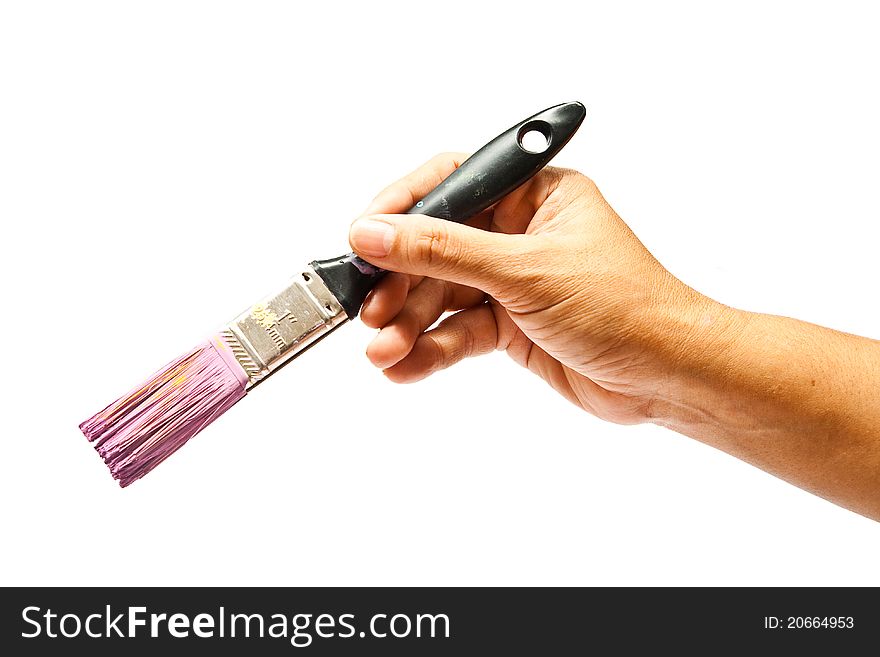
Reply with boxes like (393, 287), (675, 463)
(517, 120), (552, 154)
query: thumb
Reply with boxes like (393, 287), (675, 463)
(349, 214), (528, 293)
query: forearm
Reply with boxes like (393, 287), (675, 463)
(648, 296), (880, 520)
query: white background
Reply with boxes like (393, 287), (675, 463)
(1, 1), (878, 586)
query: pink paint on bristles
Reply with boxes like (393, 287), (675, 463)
(79, 337), (248, 487)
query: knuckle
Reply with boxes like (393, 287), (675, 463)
(423, 152), (451, 175)
(423, 333), (448, 371)
(413, 224), (455, 269)
(433, 151), (458, 166)
(576, 172), (598, 192)
(457, 323), (476, 359)
(399, 308), (422, 343)
(427, 152), (468, 177)
(569, 169), (598, 193)
(549, 166), (596, 192)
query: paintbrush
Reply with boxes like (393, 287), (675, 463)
(80, 102), (586, 486)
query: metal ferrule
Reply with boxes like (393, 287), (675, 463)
(218, 267), (348, 389)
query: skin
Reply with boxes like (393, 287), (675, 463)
(348, 153), (880, 521)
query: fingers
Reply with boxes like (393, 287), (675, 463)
(357, 211), (493, 328)
(360, 272), (416, 329)
(383, 303), (500, 383)
(488, 167), (563, 235)
(366, 279), (484, 368)
(357, 152), (494, 325)
(349, 212), (536, 296)
(362, 152), (470, 215)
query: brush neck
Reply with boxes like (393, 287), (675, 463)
(310, 254), (385, 319)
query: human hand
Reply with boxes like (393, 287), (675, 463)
(348, 153), (720, 424)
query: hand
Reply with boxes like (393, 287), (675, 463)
(348, 153), (717, 424)
(350, 153), (880, 519)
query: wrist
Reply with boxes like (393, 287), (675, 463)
(641, 282), (750, 428)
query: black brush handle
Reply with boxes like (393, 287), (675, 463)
(312, 101), (586, 318)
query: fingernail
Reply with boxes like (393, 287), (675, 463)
(360, 290), (375, 314)
(350, 218), (394, 257)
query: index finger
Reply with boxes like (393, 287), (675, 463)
(362, 152), (470, 216)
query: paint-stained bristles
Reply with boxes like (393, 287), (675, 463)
(79, 339), (247, 487)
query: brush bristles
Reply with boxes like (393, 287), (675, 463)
(80, 339), (248, 487)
